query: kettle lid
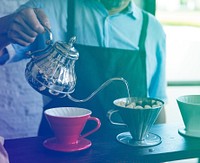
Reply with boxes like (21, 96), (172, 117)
(55, 36), (79, 60)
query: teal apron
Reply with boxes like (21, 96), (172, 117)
(38, 5), (149, 136)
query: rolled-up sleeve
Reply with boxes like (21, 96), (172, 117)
(0, 44), (16, 65)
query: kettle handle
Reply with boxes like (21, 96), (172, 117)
(26, 27), (53, 57)
(43, 27), (53, 45)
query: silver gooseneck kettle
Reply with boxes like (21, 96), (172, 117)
(25, 28), (129, 102)
(25, 28), (79, 98)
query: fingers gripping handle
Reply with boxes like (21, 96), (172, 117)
(26, 26), (53, 57)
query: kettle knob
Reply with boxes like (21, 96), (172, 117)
(68, 36), (76, 47)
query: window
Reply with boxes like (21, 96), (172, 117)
(156, 0), (200, 124)
(156, 0), (200, 85)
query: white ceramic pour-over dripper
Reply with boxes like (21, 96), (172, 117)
(177, 95), (200, 138)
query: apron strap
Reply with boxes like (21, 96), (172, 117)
(67, 0), (75, 40)
(137, 11), (149, 97)
(138, 11), (149, 51)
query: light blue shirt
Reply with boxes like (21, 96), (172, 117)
(1, 0), (167, 102)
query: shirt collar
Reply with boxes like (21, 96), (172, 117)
(126, 1), (140, 20)
(85, 0), (140, 20)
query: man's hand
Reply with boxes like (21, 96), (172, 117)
(0, 8), (50, 49)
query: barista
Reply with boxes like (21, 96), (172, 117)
(0, 0), (167, 136)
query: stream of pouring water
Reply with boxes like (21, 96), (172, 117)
(67, 77), (131, 104)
